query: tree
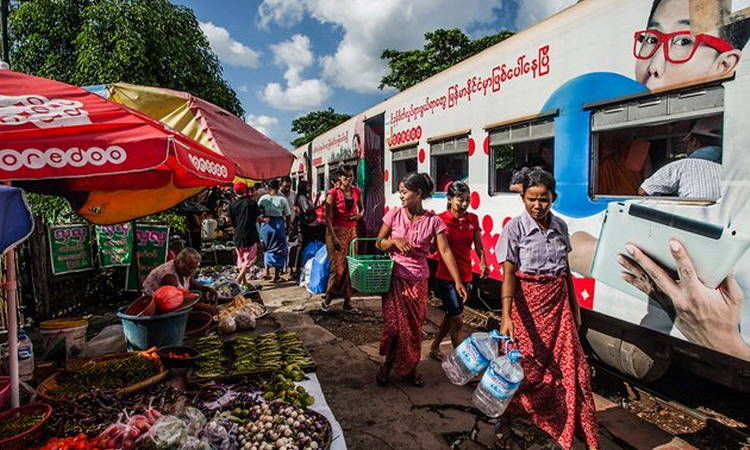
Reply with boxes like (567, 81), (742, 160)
(9, 0), (243, 117)
(291, 108), (351, 148)
(379, 28), (514, 91)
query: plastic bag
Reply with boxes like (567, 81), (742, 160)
(83, 324), (127, 358)
(307, 245), (329, 294)
(136, 415), (188, 450)
(234, 310), (256, 331)
(300, 258), (313, 288)
(301, 240), (324, 268)
(199, 419), (235, 450)
(178, 436), (212, 450)
(179, 407), (206, 437)
(218, 315), (237, 335)
(153, 286), (193, 313)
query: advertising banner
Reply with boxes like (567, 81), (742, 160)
(125, 224), (170, 291)
(95, 223), (134, 267)
(48, 224), (94, 275)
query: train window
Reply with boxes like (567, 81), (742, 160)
(488, 118), (555, 194)
(590, 84), (724, 201)
(391, 146), (418, 193)
(315, 166), (325, 192)
(430, 135), (468, 192)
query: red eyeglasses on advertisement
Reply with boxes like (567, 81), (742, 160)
(633, 29), (734, 64)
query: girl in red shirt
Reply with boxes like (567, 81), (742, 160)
(429, 181), (488, 361)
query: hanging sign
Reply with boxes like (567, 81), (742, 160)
(95, 223), (134, 267)
(48, 224), (94, 275)
(125, 224), (170, 291)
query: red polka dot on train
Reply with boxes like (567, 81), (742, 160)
(383, 169), (389, 182)
(502, 216), (512, 227)
(468, 138), (476, 156)
(297, 163), (304, 171)
(418, 148), (425, 163)
(384, 206), (390, 215)
(483, 136), (490, 155)
(470, 192), (480, 209)
(482, 215), (493, 233)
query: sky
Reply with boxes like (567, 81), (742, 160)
(173, 0), (578, 149)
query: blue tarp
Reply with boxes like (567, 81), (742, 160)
(0, 186), (34, 255)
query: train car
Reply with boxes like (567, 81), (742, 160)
(293, 0), (750, 391)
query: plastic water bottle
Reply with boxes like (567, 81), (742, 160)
(17, 330), (35, 382)
(442, 330), (504, 385)
(472, 347), (524, 417)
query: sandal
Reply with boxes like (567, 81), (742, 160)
(375, 365), (390, 387)
(428, 350), (443, 362)
(406, 370), (425, 387)
(319, 301), (330, 312)
(342, 305), (361, 314)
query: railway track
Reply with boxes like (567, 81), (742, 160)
(590, 360), (750, 450)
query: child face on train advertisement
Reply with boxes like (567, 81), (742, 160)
(634, 0), (742, 90)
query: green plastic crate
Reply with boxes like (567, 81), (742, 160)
(346, 237), (394, 294)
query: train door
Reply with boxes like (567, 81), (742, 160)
(362, 114), (384, 235)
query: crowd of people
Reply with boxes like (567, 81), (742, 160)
(147, 165), (599, 449)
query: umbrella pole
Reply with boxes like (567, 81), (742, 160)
(4, 247), (18, 408)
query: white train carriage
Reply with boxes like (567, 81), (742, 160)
(292, 0), (750, 390)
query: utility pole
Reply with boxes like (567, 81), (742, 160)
(0, 0), (9, 64)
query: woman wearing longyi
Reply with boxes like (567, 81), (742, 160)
(497, 167), (598, 449)
(374, 173), (467, 387)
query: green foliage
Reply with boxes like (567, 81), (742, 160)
(139, 210), (187, 233)
(9, 0), (243, 117)
(291, 108), (351, 148)
(25, 192), (81, 224)
(379, 28), (514, 91)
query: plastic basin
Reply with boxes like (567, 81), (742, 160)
(117, 306), (192, 351)
(184, 311), (213, 338)
(157, 345), (200, 369)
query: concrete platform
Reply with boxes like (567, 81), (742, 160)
(255, 278), (696, 449)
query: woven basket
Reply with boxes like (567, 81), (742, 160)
(346, 238), (394, 294)
(36, 350), (168, 403)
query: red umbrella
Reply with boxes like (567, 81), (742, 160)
(0, 70), (235, 194)
(105, 83), (294, 180)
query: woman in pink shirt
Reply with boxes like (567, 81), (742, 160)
(375, 173), (467, 387)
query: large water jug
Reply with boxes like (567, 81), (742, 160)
(17, 330), (35, 381)
(472, 346), (524, 417)
(442, 330), (504, 385)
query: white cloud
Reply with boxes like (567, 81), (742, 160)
(258, 0), (305, 30)
(261, 79), (332, 111)
(238, 85), (249, 93)
(199, 22), (261, 68)
(514, 0), (577, 30)
(246, 114), (279, 138)
(270, 34), (314, 86)
(257, 0), (505, 94)
(260, 34), (332, 110)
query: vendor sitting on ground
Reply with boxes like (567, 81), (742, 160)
(142, 248), (218, 309)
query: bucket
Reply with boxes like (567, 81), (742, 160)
(116, 306), (192, 351)
(39, 319), (88, 360)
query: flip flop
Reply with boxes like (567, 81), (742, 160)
(319, 301), (330, 312)
(428, 351), (443, 362)
(342, 306), (361, 314)
(407, 371), (426, 387)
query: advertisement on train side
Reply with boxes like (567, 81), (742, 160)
(306, 0), (750, 363)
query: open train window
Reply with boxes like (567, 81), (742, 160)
(430, 135), (468, 192)
(391, 145), (418, 193)
(589, 84), (724, 202)
(315, 166), (325, 192)
(488, 117), (555, 195)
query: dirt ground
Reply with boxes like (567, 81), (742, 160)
(258, 279), (627, 450)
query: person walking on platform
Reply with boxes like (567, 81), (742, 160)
(258, 178), (292, 283)
(496, 167), (599, 449)
(321, 165), (363, 312)
(429, 181), (488, 361)
(375, 173), (467, 387)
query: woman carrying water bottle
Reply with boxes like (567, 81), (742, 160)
(375, 173), (467, 387)
(429, 181), (488, 361)
(496, 168), (598, 449)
